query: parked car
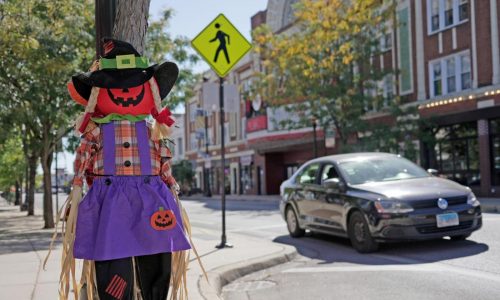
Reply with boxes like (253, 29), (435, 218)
(279, 152), (482, 253)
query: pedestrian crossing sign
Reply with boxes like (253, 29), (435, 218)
(191, 14), (252, 77)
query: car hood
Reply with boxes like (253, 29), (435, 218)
(350, 177), (470, 201)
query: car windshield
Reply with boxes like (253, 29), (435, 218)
(337, 156), (429, 185)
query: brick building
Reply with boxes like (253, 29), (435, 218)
(186, 0), (500, 196)
(398, 0), (500, 197)
(185, 55), (257, 195)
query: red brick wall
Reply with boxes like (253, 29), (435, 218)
(421, 0), (474, 99)
(476, 0), (493, 87)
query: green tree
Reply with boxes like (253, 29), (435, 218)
(0, 0), (94, 227)
(253, 0), (403, 152)
(172, 160), (195, 191)
(0, 136), (26, 204)
(145, 9), (200, 109)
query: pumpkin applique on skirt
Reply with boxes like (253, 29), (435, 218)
(74, 175), (191, 261)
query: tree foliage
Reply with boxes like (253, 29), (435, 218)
(0, 0), (94, 225)
(145, 9), (200, 109)
(253, 0), (411, 152)
(0, 136), (26, 191)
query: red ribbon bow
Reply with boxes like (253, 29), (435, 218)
(151, 107), (175, 127)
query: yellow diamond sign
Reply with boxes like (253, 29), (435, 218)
(191, 14), (252, 77)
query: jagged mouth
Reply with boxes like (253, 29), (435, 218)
(154, 220), (173, 228)
(106, 85), (145, 107)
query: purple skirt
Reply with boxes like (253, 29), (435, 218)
(74, 176), (191, 261)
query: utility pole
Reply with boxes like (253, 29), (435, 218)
(55, 143), (58, 213)
(95, 0), (116, 57)
(216, 77), (232, 249)
(204, 111), (212, 197)
(312, 116), (318, 158)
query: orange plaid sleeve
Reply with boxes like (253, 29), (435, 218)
(73, 126), (100, 187)
(158, 140), (177, 188)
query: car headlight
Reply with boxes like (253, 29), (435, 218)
(374, 200), (414, 214)
(467, 193), (480, 207)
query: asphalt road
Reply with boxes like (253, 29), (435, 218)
(33, 194), (500, 299)
(215, 202), (500, 300)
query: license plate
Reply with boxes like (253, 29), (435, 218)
(436, 212), (459, 228)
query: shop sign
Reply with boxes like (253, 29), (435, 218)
(240, 155), (253, 166)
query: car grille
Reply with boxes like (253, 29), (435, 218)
(410, 196), (467, 209)
(416, 220), (474, 234)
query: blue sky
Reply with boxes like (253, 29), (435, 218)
(149, 0), (268, 73)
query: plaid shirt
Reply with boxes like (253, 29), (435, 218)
(73, 120), (176, 187)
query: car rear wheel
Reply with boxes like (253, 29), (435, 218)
(348, 211), (379, 253)
(286, 206), (305, 238)
(450, 234), (471, 241)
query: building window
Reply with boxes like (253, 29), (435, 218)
(380, 31), (392, 52)
(460, 54), (471, 90)
(383, 74), (394, 103)
(430, 0), (440, 31)
(177, 137), (183, 155)
(189, 102), (198, 122)
(427, 0), (468, 34)
(190, 132), (198, 151)
(446, 58), (456, 93)
(432, 62), (442, 96)
(459, 0), (468, 21)
(444, 0), (454, 26)
(434, 122), (479, 186)
(429, 51), (471, 97)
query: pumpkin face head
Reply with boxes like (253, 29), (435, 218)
(96, 81), (155, 116)
(150, 207), (176, 231)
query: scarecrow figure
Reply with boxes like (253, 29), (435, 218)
(56, 38), (192, 300)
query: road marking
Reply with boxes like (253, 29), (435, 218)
(190, 220), (215, 226)
(283, 253), (500, 284)
(229, 224), (285, 233)
(283, 264), (439, 273)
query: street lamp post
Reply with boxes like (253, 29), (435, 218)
(204, 110), (212, 197)
(312, 116), (318, 158)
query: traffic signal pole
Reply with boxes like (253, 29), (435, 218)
(216, 76), (232, 249)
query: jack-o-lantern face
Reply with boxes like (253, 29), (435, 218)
(150, 207), (176, 231)
(96, 81), (155, 116)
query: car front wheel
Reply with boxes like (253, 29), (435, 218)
(348, 211), (379, 253)
(286, 206), (305, 238)
(450, 234), (471, 241)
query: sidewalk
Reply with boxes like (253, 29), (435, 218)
(479, 198), (500, 213)
(0, 201), (295, 300)
(183, 193), (281, 202)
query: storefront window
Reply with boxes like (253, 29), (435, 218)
(241, 165), (253, 194)
(435, 122), (479, 186)
(490, 119), (500, 186)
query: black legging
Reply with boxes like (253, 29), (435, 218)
(95, 252), (172, 300)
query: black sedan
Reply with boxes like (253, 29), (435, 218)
(279, 152), (482, 253)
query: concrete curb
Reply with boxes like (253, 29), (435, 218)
(482, 204), (500, 213)
(182, 195), (281, 203)
(197, 245), (297, 299)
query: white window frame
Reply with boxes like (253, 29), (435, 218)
(380, 31), (393, 52)
(427, 0), (469, 35)
(428, 50), (471, 98)
(190, 132), (198, 151)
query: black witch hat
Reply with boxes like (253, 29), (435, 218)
(71, 38), (179, 102)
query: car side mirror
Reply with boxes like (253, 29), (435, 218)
(427, 168), (439, 176)
(323, 178), (345, 192)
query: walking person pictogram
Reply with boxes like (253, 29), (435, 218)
(210, 23), (230, 64)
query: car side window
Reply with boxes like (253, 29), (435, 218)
(321, 164), (339, 183)
(298, 164), (320, 185)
